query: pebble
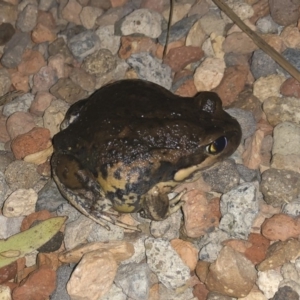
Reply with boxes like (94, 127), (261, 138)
(0, 23), (15, 46)
(257, 269), (284, 299)
(281, 48), (300, 76)
(116, 8), (163, 39)
(16, 3), (38, 32)
(251, 49), (278, 79)
(205, 246), (257, 298)
(0, 69), (11, 98)
(0, 215), (24, 239)
(194, 57), (226, 91)
(282, 198), (300, 217)
(96, 25), (120, 55)
(145, 237), (190, 289)
(127, 52), (172, 89)
(269, 0), (300, 26)
(219, 182), (259, 239)
(67, 250), (117, 300)
(2, 188), (38, 217)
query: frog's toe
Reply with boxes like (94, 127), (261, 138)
(168, 189), (186, 215)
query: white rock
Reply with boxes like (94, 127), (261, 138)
(194, 57), (225, 91)
(118, 9), (163, 39)
(0, 285), (12, 300)
(257, 270), (283, 299)
(2, 188), (37, 217)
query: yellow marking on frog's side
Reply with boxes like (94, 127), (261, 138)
(97, 174), (126, 193)
(112, 202), (136, 213)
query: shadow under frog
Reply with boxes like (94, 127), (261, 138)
(51, 79), (242, 230)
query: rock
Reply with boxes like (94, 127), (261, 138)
(0, 69), (11, 98)
(199, 11), (226, 36)
(16, 3), (38, 32)
(80, 6), (103, 29)
(263, 97), (300, 126)
(261, 214), (300, 241)
(0, 215), (24, 239)
(82, 49), (117, 77)
(219, 182), (260, 239)
(127, 52), (172, 90)
(281, 48), (300, 77)
(50, 78), (88, 104)
(95, 25), (120, 55)
(205, 246), (257, 298)
(6, 112), (35, 139)
(257, 239), (300, 271)
(162, 3), (192, 25)
(3, 93), (34, 117)
(116, 8), (163, 39)
(223, 32), (258, 54)
(213, 65), (248, 106)
(163, 45), (204, 72)
(261, 168), (300, 207)
(256, 15), (280, 34)
(145, 237), (190, 289)
(158, 14), (200, 45)
(30, 92), (54, 117)
(114, 263), (150, 299)
(251, 49), (278, 79)
(256, 269), (283, 299)
(48, 37), (74, 64)
(194, 57), (226, 91)
(12, 266), (56, 300)
(198, 229), (230, 262)
(186, 19), (206, 47)
(32, 66), (58, 94)
(182, 191), (220, 238)
(0, 2), (18, 25)
(253, 74), (285, 102)
(69, 68), (96, 92)
(0, 23), (15, 46)
(271, 122), (300, 172)
(1, 32), (30, 68)
(68, 30), (100, 61)
(170, 239), (198, 271)
(2, 188), (38, 217)
(61, 0), (82, 25)
(280, 78), (300, 98)
(282, 198), (300, 217)
(118, 36), (157, 60)
(280, 25), (300, 49)
(4, 160), (41, 191)
(272, 285), (300, 300)
(269, 0), (300, 26)
(10, 71), (29, 92)
(67, 250), (117, 300)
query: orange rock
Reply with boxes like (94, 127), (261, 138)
(249, 0), (270, 24)
(222, 239), (252, 254)
(10, 71), (29, 92)
(37, 252), (61, 271)
(21, 210), (53, 231)
(17, 49), (46, 76)
(12, 266), (56, 300)
(156, 39), (185, 59)
(119, 36), (157, 60)
(61, 0), (82, 25)
(244, 233), (270, 264)
(223, 32), (258, 54)
(182, 191), (220, 238)
(170, 239), (198, 271)
(163, 46), (204, 72)
(261, 213), (300, 241)
(195, 260), (210, 283)
(11, 127), (51, 160)
(31, 22), (56, 43)
(193, 283), (209, 300)
(175, 78), (198, 97)
(213, 65), (248, 107)
(0, 261), (17, 284)
(110, 0), (128, 7)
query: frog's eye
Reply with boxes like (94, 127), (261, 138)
(206, 136), (228, 154)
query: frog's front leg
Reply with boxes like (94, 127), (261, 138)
(52, 153), (138, 230)
(141, 182), (186, 221)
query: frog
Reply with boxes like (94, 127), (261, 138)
(51, 79), (242, 230)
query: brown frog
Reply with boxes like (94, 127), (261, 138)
(51, 79), (242, 229)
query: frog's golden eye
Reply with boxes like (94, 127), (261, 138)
(206, 136), (228, 154)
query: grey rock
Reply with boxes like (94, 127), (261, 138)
(0, 151), (14, 173)
(158, 14), (200, 45)
(0, 171), (8, 208)
(251, 49), (278, 79)
(95, 25), (120, 55)
(5, 160), (42, 192)
(199, 10), (226, 36)
(202, 159), (240, 194)
(261, 168), (300, 206)
(282, 198), (300, 217)
(281, 48), (300, 77)
(37, 180), (67, 213)
(56, 203), (81, 224)
(101, 284), (126, 300)
(2, 93), (34, 117)
(39, 0), (56, 11)
(67, 30), (100, 61)
(224, 52), (250, 67)
(256, 15), (280, 34)
(59, 24), (86, 41)
(87, 221), (124, 242)
(50, 265), (74, 300)
(150, 209), (182, 239)
(198, 229), (230, 262)
(114, 263), (150, 300)
(96, 6), (133, 27)
(226, 108), (256, 141)
(1, 32), (30, 68)
(157, 284), (195, 300)
(48, 37), (74, 64)
(127, 52), (172, 89)
(120, 235), (146, 265)
(0, 215), (24, 239)
(219, 182), (260, 239)
(236, 164), (261, 182)
(16, 3), (38, 32)
(145, 237), (190, 289)
(272, 285), (299, 300)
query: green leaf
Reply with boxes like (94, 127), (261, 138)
(0, 216), (66, 268)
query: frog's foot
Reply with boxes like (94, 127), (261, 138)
(167, 188), (186, 216)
